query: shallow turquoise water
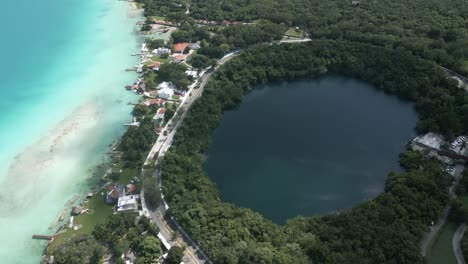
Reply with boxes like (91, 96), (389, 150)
(205, 77), (418, 224)
(0, 0), (141, 262)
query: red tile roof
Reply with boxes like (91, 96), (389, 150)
(148, 61), (161, 68)
(158, 108), (166, 114)
(174, 43), (189, 53)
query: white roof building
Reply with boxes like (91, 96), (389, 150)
(157, 81), (175, 90)
(117, 195), (139, 213)
(152, 47), (171, 56)
(412, 132), (445, 150)
(185, 70), (198, 78)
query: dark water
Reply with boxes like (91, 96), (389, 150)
(204, 76), (418, 224)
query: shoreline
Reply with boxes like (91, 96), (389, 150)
(40, 0), (143, 234)
(0, 0), (143, 262)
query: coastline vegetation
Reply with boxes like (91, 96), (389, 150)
(137, 0), (468, 75)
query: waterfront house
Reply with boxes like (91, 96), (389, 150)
(106, 184), (125, 204)
(152, 47), (171, 56)
(147, 61), (161, 71)
(153, 108), (166, 126)
(144, 98), (166, 108)
(117, 195), (140, 213)
(71, 206), (82, 216)
(174, 42), (189, 53)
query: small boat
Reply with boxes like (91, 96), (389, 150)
(125, 85), (132, 90)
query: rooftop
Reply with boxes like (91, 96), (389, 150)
(174, 43), (189, 53)
(413, 132), (444, 150)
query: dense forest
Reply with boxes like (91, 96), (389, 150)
(138, 0), (468, 75)
(158, 41), (460, 263)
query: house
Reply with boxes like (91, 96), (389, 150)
(144, 98), (166, 108)
(126, 184), (136, 194)
(158, 87), (174, 99)
(157, 81), (175, 90)
(152, 47), (171, 56)
(153, 108), (166, 126)
(71, 206), (82, 216)
(117, 194), (140, 213)
(147, 61), (161, 71)
(174, 43), (189, 53)
(106, 184), (125, 204)
(172, 54), (187, 63)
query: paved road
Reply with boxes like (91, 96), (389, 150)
(140, 52), (238, 264)
(421, 155), (466, 256)
(453, 223), (466, 264)
(421, 164), (465, 256)
(279, 38), (312, 43)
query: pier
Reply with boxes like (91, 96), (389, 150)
(32, 234), (55, 240)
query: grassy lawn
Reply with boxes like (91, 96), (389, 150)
(171, 95), (180, 101)
(47, 192), (114, 253)
(151, 55), (172, 63)
(284, 28), (305, 38)
(150, 16), (166, 21)
(427, 223), (458, 264)
(119, 167), (139, 185)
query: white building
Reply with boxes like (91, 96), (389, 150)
(152, 47), (171, 56)
(412, 132), (444, 151)
(157, 82), (175, 100)
(185, 70), (198, 78)
(157, 81), (175, 90)
(117, 195), (139, 213)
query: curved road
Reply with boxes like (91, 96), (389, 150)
(453, 224), (466, 264)
(420, 164), (465, 256)
(140, 52), (239, 264)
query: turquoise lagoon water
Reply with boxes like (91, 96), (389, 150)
(0, 0), (141, 262)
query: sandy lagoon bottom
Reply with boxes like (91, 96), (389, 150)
(0, 1), (142, 262)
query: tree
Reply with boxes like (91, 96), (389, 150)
(164, 109), (175, 122)
(146, 38), (165, 50)
(158, 63), (190, 90)
(133, 104), (151, 118)
(137, 236), (162, 261)
(53, 235), (104, 264)
(171, 30), (192, 43)
(144, 176), (162, 209)
(449, 200), (468, 224)
(190, 54), (210, 69)
(399, 150), (427, 171)
(166, 246), (184, 264)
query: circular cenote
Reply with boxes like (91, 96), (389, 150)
(204, 76), (418, 223)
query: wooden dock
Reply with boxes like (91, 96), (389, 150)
(32, 234), (55, 240)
